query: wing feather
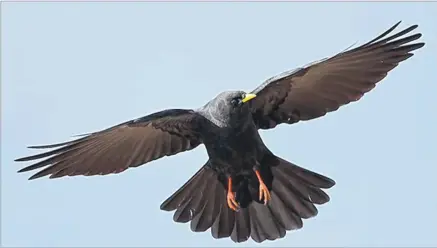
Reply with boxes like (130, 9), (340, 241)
(15, 109), (204, 180)
(250, 22), (425, 129)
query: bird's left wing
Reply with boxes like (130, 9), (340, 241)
(15, 109), (205, 180)
(249, 21), (424, 130)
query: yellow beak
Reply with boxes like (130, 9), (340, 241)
(241, 93), (257, 103)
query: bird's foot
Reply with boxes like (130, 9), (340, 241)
(258, 182), (271, 205)
(226, 177), (240, 211)
(227, 191), (240, 211)
(255, 169), (271, 205)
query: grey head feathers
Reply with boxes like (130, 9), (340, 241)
(196, 90), (250, 128)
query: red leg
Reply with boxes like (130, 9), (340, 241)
(255, 169), (271, 205)
(226, 177), (240, 211)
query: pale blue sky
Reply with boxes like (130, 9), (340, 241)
(2, 2), (436, 247)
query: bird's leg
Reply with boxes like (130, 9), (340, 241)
(254, 168), (271, 205)
(226, 176), (240, 211)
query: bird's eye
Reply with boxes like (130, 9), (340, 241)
(231, 98), (241, 107)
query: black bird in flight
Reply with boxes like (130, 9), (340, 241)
(16, 21), (424, 243)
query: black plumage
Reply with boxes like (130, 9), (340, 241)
(15, 22), (424, 243)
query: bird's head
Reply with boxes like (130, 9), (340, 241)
(217, 90), (257, 108)
(202, 90), (257, 127)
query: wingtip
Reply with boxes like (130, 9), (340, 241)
(159, 202), (172, 211)
(16, 167), (39, 180)
(14, 155), (36, 162)
(14, 157), (26, 162)
(27, 173), (43, 180)
(17, 166), (31, 173)
(28, 176), (37, 180)
(327, 178), (337, 189)
(27, 145), (43, 149)
(27, 144), (59, 149)
(71, 132), (92, 138)
(391, 20), (402, 30)
(391, 20), (419, 33)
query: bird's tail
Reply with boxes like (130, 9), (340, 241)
(266, 154), (336, 222)
(159, 156), (335, 243)
(160, 161), (238, 239)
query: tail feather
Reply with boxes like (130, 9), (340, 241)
(190, 175), (222, 232)
(288, 177), (331, 205)
(273, 158), (331, 204)
(248, 202), (286, 242)
(211, 194), (235, 239)
(270, 156), (335, 220)
(268, 191), (303, 231)
(274, 157), (335, 189)
(159, 156), (335, 243)
(160, 166), (212, 211)
(271, 170), (318, 219)
(248, 205), (262, 242)
(160, 163), (236, 238)
(230, 208), (251, 242)
(171, 168), (216, 223)
(172, 200), (192, 223)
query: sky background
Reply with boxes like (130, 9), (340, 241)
(2, 2), (437, 247)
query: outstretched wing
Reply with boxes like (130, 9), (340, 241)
(15, 109), (205, 180)
(249, 21), (425, 129)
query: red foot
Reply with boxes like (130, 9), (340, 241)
(226, 177), (240, 211)
(255, 169), (271, 205)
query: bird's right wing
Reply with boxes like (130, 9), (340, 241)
(249, 21), (425, 130)
(15, 109), (205, 180)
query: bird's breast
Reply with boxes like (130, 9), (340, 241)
(203, 126), (266, 173)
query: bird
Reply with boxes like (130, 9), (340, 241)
(15, 21), (424, 243)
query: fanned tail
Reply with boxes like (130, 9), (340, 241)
(240, 154), (335, 242)
(159, 156), (335, 243)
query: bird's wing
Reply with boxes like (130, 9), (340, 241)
(15, 109), (204, 180)
(249, 21), (425, 130)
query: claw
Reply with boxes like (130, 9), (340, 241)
(258, 181), (271, 204)
(227, 191), (240, 211)
(226, 177), (240, 211)
(255, 169), (271, 205)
